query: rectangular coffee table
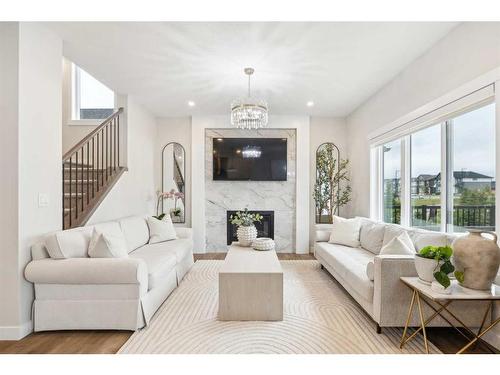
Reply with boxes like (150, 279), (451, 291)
(218, 242), (283, 321)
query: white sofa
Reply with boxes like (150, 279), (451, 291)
(24, 215), (194, 332)
(314, 218), (488, 332)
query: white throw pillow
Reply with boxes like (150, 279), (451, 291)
(328, 216), (361, 247)
(45, 227), (93, 259)
(88, 229), (128, 258)
(366, 232), (415, 281)
(148, 216), (178, 244)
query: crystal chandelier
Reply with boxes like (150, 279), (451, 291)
(231, 67), (268, 129)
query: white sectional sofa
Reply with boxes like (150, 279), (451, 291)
(314, 217), (488, 332)
(25, 215), (194, 332)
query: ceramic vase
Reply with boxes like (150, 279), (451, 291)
(415, 256), (442, 284)
(452, 230), (500, 290)
(237, 225), (258, 247)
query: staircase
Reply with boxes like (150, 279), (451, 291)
(63, 108), (126, 229)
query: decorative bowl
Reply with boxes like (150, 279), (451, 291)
(252, 237), (275, 251)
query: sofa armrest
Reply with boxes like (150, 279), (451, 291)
(175, 227), (193, 240)
(25, 257), (148, 289)
(373, 255), (417, 326)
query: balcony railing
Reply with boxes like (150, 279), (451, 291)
(384, 204), (495, 231)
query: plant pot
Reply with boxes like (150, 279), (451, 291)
(415, 256), (442, 285)
(452, 230), (500, 290)
(237, 225), (258, 247)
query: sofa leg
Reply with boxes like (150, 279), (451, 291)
(376, 324), (382, 334)
(320, 264), (324, 270)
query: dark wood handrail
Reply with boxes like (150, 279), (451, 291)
(63, 107), (124, 161)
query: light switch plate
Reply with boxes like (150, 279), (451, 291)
(38, 193), (49, 207)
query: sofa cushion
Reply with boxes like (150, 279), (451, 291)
(142, 238), (193, 263)
(315, 242), (374, 301)
(119, 216), (150, 252)
(410, 230), (447, 251)
(129, 245), (177, 290)
(147, 216), (177, 244)
(359, 219), (385, 255)
(328, 216), (361, 247)
(88, 229), (129, 258)
(381, 224), (408, 248)
(45, 227), (93, 259)
(314, 224), (334, 242)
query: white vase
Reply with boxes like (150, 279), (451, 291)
(237, 225), (258, 247)
(415, 256), (442, 285)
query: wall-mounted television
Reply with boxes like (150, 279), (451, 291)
(213, 138), (287, 181)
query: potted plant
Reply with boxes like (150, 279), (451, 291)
(415, 245), (462, 292)
(229, 208), (263, 247)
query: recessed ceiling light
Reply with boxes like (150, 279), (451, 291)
(307, 101), (314, 107)
(188, 101), (195, 107)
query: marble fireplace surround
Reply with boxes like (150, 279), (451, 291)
(191, 115), (310, 254)
(205, 128), (296, 252)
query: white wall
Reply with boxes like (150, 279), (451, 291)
(346, 22), (500, 218)
(309, 117), (347, 249)
(61, 57), (95, 154)
(346, 22), (500, 350)
(87, 96), (157, 224)
(192, 115), (310, 254)
(156, 117), (192, 227)
(0, 22), (62, 339)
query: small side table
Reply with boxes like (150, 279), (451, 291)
(399, 277), (500, 354)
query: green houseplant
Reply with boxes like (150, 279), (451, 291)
(415, 245), (463, 288)
(313, 145), (351, 223)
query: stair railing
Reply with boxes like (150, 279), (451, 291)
(62, 107), (123, 229)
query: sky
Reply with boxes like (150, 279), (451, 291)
(384, 103), (495, 180)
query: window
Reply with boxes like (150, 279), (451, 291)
(72, 64), (114, 121)
(382, 139), (401, 224)
(448, 103), (495, 232)
(410, 124), (441, 231)
(376, 101), (496, 233)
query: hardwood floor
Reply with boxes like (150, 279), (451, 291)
(0, 253), (496, 354)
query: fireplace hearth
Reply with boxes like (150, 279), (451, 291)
(226, 210), (274, 245)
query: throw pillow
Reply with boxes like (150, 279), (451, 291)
(359, 219), (385, 254)
(45, 227), (93, 259)
(148, 216), (178, 244)
(88, 229), (129, 258)
(328, 216), (361, 247)
(366, 232), (415, 281)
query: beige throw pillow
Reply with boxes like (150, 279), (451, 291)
(366, 231), (415, 281)
(148, 216), (178, 244)
(328, 216), (361, 248)
(88, 229), (129, 258)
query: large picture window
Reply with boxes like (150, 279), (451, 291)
(376, 101), (495, 233)
(410, 124), (442, 231)
(72, 63), (115, 121)
(382, 139), (401, 224)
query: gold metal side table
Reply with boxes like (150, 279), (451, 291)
(399, 277), (500, 354)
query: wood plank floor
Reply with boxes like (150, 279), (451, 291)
(0, 253), (496, 354)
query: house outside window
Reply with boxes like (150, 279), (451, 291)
(374, 101), (495, 233)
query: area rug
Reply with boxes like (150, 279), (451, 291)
(119, 260), (440, 354)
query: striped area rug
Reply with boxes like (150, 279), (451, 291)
(119, 260), (440, 354)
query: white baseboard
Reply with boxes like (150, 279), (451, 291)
(0, 320), (32, 340)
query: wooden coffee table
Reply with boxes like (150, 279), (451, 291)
(218, 242), (283, 321)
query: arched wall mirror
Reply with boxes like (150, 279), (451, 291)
(161, 142), (186, 223)
(314, 142), (341, 224)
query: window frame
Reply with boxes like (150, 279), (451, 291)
(69, 63), (116, 126)
(372, 99), (496, 234)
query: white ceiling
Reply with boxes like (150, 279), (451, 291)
(47, 22), (457, 118)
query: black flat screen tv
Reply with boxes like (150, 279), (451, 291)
(213, 138), (287, 181)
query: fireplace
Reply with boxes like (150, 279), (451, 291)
(226, 210), (274, 245)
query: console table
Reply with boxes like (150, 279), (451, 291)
(218, 243), (283, 321)
(400, 277), (500, 354)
